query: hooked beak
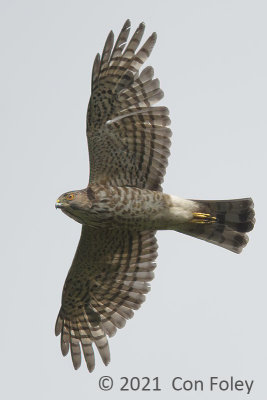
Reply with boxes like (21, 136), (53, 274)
(55, 199), (63, 209)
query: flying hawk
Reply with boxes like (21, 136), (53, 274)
(55, 20), (255, 372)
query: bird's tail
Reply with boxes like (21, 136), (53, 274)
(176, 198), (255, 253)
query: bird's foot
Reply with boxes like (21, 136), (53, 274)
(191, 212), (217, 224)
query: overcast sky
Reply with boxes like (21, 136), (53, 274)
(1, 0), (266, 399)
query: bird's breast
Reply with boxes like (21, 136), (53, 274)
(81, 185), (168, 230)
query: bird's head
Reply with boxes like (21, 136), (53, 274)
(55, 188), (95, 223)
(56, 190), (82, 210)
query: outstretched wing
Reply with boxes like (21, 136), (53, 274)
(86, 20), (172, 191)
(55, 226), (157, 371)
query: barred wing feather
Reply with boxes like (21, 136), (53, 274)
(87, 20), (171, 191)
(55, 226), (157, 371)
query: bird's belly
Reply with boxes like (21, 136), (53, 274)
(80, 186), (196, 231)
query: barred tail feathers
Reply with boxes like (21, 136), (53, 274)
(177, 198), (255, 253)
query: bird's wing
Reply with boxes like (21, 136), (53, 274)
(55, 225), (157, 372)
(86, 20), (172, 191)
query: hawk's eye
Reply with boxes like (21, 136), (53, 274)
(66, 193), (75, 201)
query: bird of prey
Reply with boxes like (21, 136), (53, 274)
(55, 20), (255, 372)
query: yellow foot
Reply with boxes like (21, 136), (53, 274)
(191, 212), (217, 224)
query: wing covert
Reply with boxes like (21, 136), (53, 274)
(86, 20), (172, 191)
(55, 225), (158, 371)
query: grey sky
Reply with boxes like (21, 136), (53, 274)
(1, 0), (266, 398)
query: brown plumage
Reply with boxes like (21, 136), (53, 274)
(55, 20), (255, 372)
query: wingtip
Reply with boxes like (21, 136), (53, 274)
(123, 19), (131, 31)
(94, 53), (100, 62)
(72, 351), (82, 370)
(107, 30), (114, 40)
(61, 342), (69, 357)
(55, 314), (62, 336)
(151, 32), (157, 42)
(103, 356), (111, 366)
(87, 364), (95, 373)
